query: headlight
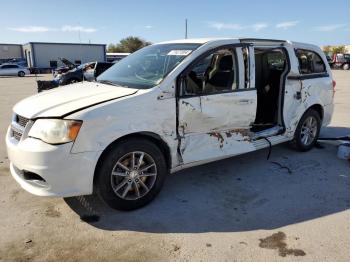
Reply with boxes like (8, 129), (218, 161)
(28, 119), (82, 144)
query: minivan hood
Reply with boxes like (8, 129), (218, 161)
(13, 82), (138, 118)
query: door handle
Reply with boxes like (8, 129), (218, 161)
(238, 99), (251, 105)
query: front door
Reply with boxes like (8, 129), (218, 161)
(177, 46), (257, 164)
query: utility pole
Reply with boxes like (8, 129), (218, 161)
(185, 19), (188, 39)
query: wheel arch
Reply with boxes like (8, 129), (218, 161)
(307, 104), (324, 121)
(93, 132), (172, 186)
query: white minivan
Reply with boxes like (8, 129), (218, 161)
(6, 38), (334, 210)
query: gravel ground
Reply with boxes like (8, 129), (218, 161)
(0, 71), (349, 262)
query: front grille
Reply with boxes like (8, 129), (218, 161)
(16, 115), (29, 127)
(11, 114), (30, 141)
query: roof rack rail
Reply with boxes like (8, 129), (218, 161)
(240, 38), (287, 43)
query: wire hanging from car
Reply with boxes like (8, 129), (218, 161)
(262, 137), (272, 160)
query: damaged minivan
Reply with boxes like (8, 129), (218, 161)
(6, 38), (334, 210)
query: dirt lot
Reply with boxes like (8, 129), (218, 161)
(0, 71), (349, 262)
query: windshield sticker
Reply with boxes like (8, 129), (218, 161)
(167, 50), (192, 56)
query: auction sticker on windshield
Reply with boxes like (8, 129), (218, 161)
(167, 50), (192, 56)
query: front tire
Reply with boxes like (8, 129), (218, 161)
(343, 63), (350, 70)
(95, 138), (167, 211)
(292, 109), (321, 152)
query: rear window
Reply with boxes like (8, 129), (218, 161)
(295, 49), (326, 74)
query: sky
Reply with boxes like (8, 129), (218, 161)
(0, 0), (349, 46)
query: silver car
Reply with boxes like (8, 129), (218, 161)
(0, 64), (30, 77)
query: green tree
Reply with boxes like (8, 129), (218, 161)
(332, 45), (346, 54)
(322, 45), (332, 54)
(108, 36), (151, 53)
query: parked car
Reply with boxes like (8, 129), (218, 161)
(6, 38), (334, 211)
(0, 64), (30, 77)
(329, 53), (350, 70)
(54, 61), (114, 85)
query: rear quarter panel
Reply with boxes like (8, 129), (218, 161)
(284, 43), (334, 136)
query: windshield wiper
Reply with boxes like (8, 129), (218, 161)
(97, 80), (121, 87)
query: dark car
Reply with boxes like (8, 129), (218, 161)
(55, 62), (114, 85)
(329, 53), (350, 70)
(53, 58), (78, 76)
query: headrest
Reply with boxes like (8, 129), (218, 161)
(219, 55), (233, 71)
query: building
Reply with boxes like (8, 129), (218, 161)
(0, 44), (23, 63)
(22, 42), (106, 68)
(345, 45), (350, 53)
(1, 42), (106, 69)
(106, 52), (130, 62)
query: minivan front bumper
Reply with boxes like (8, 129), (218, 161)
(6, 126), (100, 197)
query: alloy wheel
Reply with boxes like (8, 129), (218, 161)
(110, 151), (157, 200)
(300, 116), (318, 146)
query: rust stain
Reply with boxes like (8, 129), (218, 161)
(179, 122), (188, 136)
(209, 132), (225, 148)
(226, 128), (253, 141)
(181, 100), (196, 111)
(259, 232), (306, 257)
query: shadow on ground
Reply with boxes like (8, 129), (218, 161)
(65, 127), (350, 233)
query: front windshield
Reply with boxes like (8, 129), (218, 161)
(97, 43), (201, 89)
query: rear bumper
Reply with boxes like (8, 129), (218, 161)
(322, 103), (334, 126)
(6, 127), (100, 197)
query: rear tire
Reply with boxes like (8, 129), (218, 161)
(95, 138), (167, 211)
(291, 109), (321, 152)
(18, 71), (25, 77)
(343, 63), (350, 70)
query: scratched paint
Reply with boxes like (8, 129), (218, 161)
(180, 131), (256, 164)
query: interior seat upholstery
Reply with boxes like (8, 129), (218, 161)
(204, 55), (234, 93)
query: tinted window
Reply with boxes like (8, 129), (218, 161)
(296, 49), (326, 74)
(1, 65), (18, 69)
(344, 54), (350, 61)
(50, 60), (58, 68)
(183, 48), (238, 96)
(267, 52), (286, 70)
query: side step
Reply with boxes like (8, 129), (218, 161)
(253, 126), (284, 140)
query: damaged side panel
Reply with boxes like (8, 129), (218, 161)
(180, 129), (256, 163)
(178, 91), (257, 164)
(179, 92), (256, 134)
